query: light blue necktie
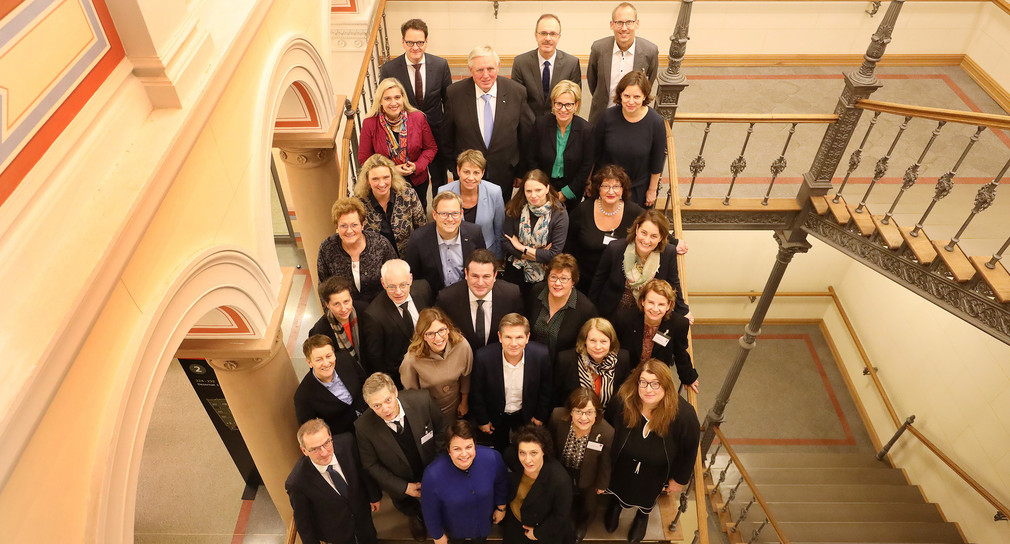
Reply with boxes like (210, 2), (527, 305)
(481, 94), (494, 148)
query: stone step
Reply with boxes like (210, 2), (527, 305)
(734, 520), (964, 543)
(733, 484), (926, 503)
(728, 451), (884, 469)
(758, 502), (943, 522)
(745, 467), (908, 485)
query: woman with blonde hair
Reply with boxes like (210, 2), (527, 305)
(524, 80), (594, 212)
(355, 153), (426, 257)
(358, 77), (438, 208)
(603, 360), (699, 543)
(554, 317), (631, 414)
(401, 307), (474, 422)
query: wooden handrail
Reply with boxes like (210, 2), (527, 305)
(665, 121), (708, 543)
(906, 425), (1010, 520)
(674, 113), (838, 124)
(712, 426), (791, 543)
(691, 291), (830, 297)
(285, 517), (297, 544)
(856, 99), (1010, 129)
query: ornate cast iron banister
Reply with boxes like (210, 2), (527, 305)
(712, 426), (791, 543)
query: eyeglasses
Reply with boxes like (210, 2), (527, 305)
(404, 40), (426, 48)
(612, 20), (636, 28)
(337, 222), (361, 231)
(435, 211), (462, 220)
(548, 274), (572, 285)
(424, 327), (449, 339)
(536, 31), (560, 39)
(572, 408), (597, 418)
(304, 437), (333, 454)
(386, 281), (411, 292)
(600, 184), (622, 193)
(638, 380), (663, 391)
(553, 102), (576, 111)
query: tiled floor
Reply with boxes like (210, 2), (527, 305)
(135, 62), (1005, 542)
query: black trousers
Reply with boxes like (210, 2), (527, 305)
(488, 412), (525, 453)
(391, 494), (423, 519)
(448, 538), (486, 544)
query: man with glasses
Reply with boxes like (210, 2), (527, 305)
(286, 418), (380, 544)
(295, 335), (368, 437)
(355, 373), (446, 542)
(380, 19), (453, 194)
(363, 259), (433, 388)
(510, 14), (582, 114)
(586, 2), (659, 123)
(405, 191), (486, 295)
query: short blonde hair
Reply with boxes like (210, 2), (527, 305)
(637, 279), (677, 319)
(362, 372), (397, 401)
(355, 154), (409, 198)
(550, 80), (582, 110)
(456, 149), (487, 171)
(367, 78), (420, 118)
(331, 196), (367, 228)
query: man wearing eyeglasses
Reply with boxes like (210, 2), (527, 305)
(354, 373), (446, 542)
(286, 419), (380, 544)
(380, 19), (453, 194)
(510, 14), (582, 114)
(586, 2), (659, 123)
(362, 259), (433, 388)
(405, 191), (486, 295)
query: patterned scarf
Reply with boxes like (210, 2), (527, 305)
(379, 111), (409, 164)
(622, 243), (661, 301)
(577, 351), (618, 406)
(562, 426), (589, 472)
(511, 202), (552, 283)
(327, 307), (359, 360)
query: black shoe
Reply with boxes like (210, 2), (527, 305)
(604, 500), (622, 533)
(575, 521), (589, 543)
(408, 515), (426, 542)
(628, 511), (649, 543)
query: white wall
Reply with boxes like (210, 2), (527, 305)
(966, 3), (1010, 101)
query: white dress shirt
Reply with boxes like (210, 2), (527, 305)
(502, 352), (525, 414)
(538, 50), (558, 86)
(399, 295), (420, 324)
(383, 399), (408, 433)
(608, 39), (637, 104)
(310, 453), (348, 493)
(475, 82), (498, 139)
(468, 288), (494, 342)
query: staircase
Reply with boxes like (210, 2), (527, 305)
(706, 451), (966, 544)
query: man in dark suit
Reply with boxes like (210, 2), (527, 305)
(362, 259), (433, 388)
(379, 18), (453, 193)
(405, 191), (486, 295)
(435, 249), (523, 351)
(307, 276), (369, 374)
(511, 14), (582, 115)
(470, 313), (553, 452)
(442, 45), (534, 199)
(355, 373), (447, 542)
(586, 2), (659, 123)
(294, 335), (367, 437)
(286, 418), (380, 544)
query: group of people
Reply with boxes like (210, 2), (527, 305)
(286, 4), (702, 544)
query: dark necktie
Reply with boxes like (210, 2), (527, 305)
(413, 63), (424, 104)
(394, 420), (404, 434)
(400, 302), (414, 334)
(541, 60), (551, 99)
(327, 464), (350, 497)
(474, 299), (486, 349)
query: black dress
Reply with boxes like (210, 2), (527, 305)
(593, 107), (667, 206)
(567, 199), (644, 293)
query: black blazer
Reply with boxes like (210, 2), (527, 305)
(526, 282), (599, 363)
(548, 407), (614, 491)
(353, 389), (447, 500)
(589, 239), (689, 318)
(470, 341), (553, 427)
(285, 432), (380, 544)
(608, 397), (700, 487)
(435, 279), (524, 349)
(442, 76), (535, 193)
(502, 457), (574, 544)
(293, 351), (367, 437)
(554, 348), (631, 413)
(613, 307), (697, 387)
(405, 222), (486, 294)
(379, 53), (452, 131)
(362, 280), (433, 386)
(524, 114), (594, 200)
(307, 299), (371, 372)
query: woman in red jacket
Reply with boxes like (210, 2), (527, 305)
(358, 77), (439, 209)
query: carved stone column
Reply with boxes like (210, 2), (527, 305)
(275, 133), (342, 287)
(176, 270), (301, 524)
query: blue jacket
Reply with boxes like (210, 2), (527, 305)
(421, 446), (508, 539)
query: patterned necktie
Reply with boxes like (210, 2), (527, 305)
(481, 94), (494, 148)
(413, 63), (424, 103)
(542, 60), (551, 99)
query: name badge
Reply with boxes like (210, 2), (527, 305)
(587, 440), (604, 452)
(602, 235), (617, 245)
(421, 430), (434, 444)
(652, 331), (670, 347)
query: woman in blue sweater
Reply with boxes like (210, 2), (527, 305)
(422, 419), (508, 544)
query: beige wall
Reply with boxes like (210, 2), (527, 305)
(966, 3), (1010, 100)
(0, 0), (334, 541)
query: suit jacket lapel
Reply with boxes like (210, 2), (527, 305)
(373, 411), (410, 468)
(600, 38), (615, 91)
(462, 82), (484, 151)
(386, 296), (413, 337)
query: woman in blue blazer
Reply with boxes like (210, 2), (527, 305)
(438, 149), (505, 258)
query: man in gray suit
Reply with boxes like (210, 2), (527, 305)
(442, 45), (535, 198)
(586, 2), (659, 123)
(510, 14), (582, 115)
(355, 372), (446, 541)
